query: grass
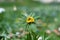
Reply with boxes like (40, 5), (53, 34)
(0, 2), (60, 40)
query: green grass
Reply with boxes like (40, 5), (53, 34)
(0, 2), (60, 40)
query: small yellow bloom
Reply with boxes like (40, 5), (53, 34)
(26, 16), (34, 23)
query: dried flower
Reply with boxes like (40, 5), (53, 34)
(0, 8), (5, 13)
(16, 32), (20, 35)
(8, 33), (14, 38)
(53, 29), (60, 35)
(13, 6), (17, 11)
(46, 30), (51, 34)
(38, 36), (42, 40)
(19, 28), (24, 32)
(58, 27), (60, 32)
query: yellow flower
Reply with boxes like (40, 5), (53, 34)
(26, 16), (34, 23)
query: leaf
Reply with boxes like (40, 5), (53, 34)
(29, 24), (38, 33)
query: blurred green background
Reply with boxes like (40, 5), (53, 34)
(0, 0), (60, 40)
